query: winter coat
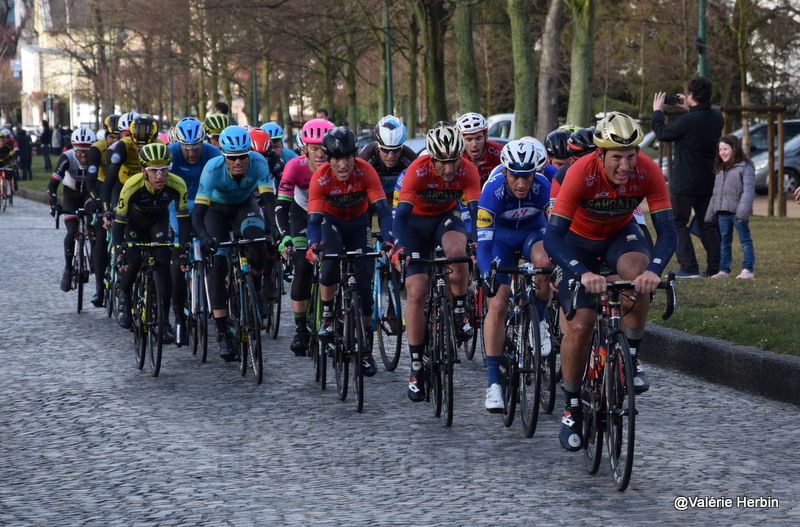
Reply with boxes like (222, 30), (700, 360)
(705, 160), (755, 222)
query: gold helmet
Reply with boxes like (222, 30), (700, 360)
(592, 112), (644, 149)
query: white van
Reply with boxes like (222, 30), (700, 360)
(486, 113), (515, 140)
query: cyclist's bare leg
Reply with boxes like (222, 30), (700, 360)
(614, 251), (650, 332)
(558, 307), (595, 388)
(404, 274), (428, 346)
(441, 230), (468, 296)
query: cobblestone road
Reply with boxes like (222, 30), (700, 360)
(2, 197), (798, 525)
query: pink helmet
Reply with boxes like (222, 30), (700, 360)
(300, 118), (335, 145)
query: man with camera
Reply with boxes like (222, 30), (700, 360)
(652, 76), (724, 278)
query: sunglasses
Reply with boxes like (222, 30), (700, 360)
(145, 166), (170, 175)
(224, 153), (249, 161)
(180, 143), (202, 151)
(379, 146), (402, 154)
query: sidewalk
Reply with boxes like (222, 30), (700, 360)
(751, 194), (799, 218)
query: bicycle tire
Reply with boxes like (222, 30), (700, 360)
(501, 311), (519, 428)
(427, 303), (442, 418)
(308, 281), (325, 388)
(465, 285), (484, 361)
(72, 235), (84, 314)
(242, 274), (263, 384)
(187, 266), (198, 356)
(605, 332), (636, 492)
(197, 263), (209, 364)
(520, 305), (543, 438)
(440, 299), (456, 427)
(268, 258), (282, 339)
(333, 290), (349, 401)
(146, 269), (165, 377)
(582, 329), (604, 475)
(132, 275), (146, 370)
(349, 291), (365, 413)
(104, 258), (115, 318)
(376, 267), (402, 371)
(226, 267), (243, 370)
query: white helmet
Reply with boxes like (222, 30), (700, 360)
(456, 112), (487, 135)
(374, 115), (407, 148)
(425, 124), (465, 161)
(520, 136), (548, 173)
(71, 127), (97, 147)
(118, 111), (140, 134)
(500, 140), (541, 175)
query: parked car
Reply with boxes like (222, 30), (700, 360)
(752, 133), (800, 194)
(486, 113), (515, 140)
(402, 134), (509, 156)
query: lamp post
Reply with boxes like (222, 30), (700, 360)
(384, 0), (393, 114)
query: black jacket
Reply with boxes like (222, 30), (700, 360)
(651, 103), (724, 195)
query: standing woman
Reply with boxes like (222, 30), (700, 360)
(705, 134), (756, 280)
(40, 120), (53, 172)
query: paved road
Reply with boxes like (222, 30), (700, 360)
(2, 197), (798, 525)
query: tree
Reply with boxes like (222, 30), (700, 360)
(454, 0), (480, 114)
(507, 0), (535, 137)
(414, 0), (451, 124)
(565, 0), (594, 126)
(536, 0), (564, 136)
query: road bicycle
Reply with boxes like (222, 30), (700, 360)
(103, 230), (120, 320)
(262, 251), (283, 340)
(402, 253), (472, 427)
(184, 238), (211, 363)
(217, 237), (267, 384)
(122, 241), (175, 377)
(541, 268), (564, 415)
(567, 272), (677, 492)
(463, 258), (487, 364)
(0, 166), (16, 211)
(55, 206), (93, 314)
(371, 235), (403, 371)
(489, 262), (553, 437)
(319, 249), (381, 413)
(305, 253), (327, 389)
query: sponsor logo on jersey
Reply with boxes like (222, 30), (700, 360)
(476, 208), (494, 228)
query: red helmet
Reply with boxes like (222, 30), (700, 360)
(248, 128), (271, 154)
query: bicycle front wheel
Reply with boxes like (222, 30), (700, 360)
(376, 267), (403, 371)
(582, 329), (604, 475)
(266, 258), (282, 339)
(333, 292), (348, 401)
(501, 317), (519, 428)
(241, 274), (263, 384)
(348, 291), (365, 413)
(605, 332), (636, 492)
(433, 298), (456, 427)
(132, 276), (146, 370)
(73, 236), (85, 314)
(520, 305), (542, 438)
(145, 270), (165, 377)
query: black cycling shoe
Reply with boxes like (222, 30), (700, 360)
(454, 313), (474, 342)
(362, 353), (378, 377)
(407, 369), (426, 402)
(218, 332), (239, 362)
(60, 269), (72, 292)
(290, 328), (309, 357)
(90, 289), (104, 308)
(162, 322), (175, 345)
(118, 298), (132, 330)
(633, 357), (650, 394)
(318, 317), (334, 339)
(559, 400), (583, 452)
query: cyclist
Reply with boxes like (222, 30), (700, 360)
(168, 117), (222, 344)
(549, 127), (597, 201)
(545, 128), (573, 170)
(203, 113), (229, 150)
(477, 140), (552, 412)
(113, 143), (189, 337)
(47, 128), (97, 293)
(85, 115), (121, 306)
(0, 131), (17, 199)
(305, 127), (394, 377)
(544, 112), (677, 451)
(392, 123), (481, 402)
(261, 122), (299, 166)
(358, 115), (417, 200)
(192, 126), (275, 362)
(456, 112), (502, 184)
(274, 118), (336, 356)
(247, 127), (281, 300)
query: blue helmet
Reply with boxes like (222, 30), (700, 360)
(175, 117), (205, 145)
(218, 126), (252, 153)
(260, 122), (284, 141)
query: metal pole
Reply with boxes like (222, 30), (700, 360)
(697, 0), (707, 77)
(384, 0), (393, 115)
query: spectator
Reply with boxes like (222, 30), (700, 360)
(14, 127), (32, 181)
(60, 125), (73, 151)
(315, 108), (329, 119)
(40, 120), (53, 171)
(652, 76), (724, 278)
(215, 101), (229, 115)
(705, 135), (755, 280)
(794, 186), (800, 205)
(51, 123), (63, 153)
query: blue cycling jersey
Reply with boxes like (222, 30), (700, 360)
(168, 142), (222, 239)
(195, 152), (274, 206)
(476, 167), (550, 275)
(543, 163), (557, 182)
(281, 148), (299, 164)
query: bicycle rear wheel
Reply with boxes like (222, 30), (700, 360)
(348, 291), (365, 413)
(605, 333), (636, 492)
(333, 292), (348, 401)
(197, 264), (209, 363)
(376, 266), (402, 371)
(73, 236), (85, 314)
(132, 276), (146, 370)
(433, 299), (456, 427)
(227, 268), (243, 368)
(308, 281), (326, 388)
(145, 270), (165, 377)
(520, 305), (542, 438)
(266, 258), (282, 339)
(104, 254), (116, 318)
(501, 318), (519, 428)
(582, 330), (604, 475)
(242, 274), (263, 384)
(541, 296), (561, 414)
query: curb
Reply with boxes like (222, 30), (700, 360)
(17, 187), (50, 205)
(643, 324), (800, 406)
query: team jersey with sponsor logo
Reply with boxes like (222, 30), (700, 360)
(307, 157), (387, 220)
(396, 155), (480, 217)
(476, 169), (551, 240)
(194, 151), (273, 207)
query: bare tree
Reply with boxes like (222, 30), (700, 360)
(536, 0), (563, 136)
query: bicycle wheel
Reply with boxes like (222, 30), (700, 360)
(431, 298), (456, 427)
(308, 281), (325, 388)
(132, 276), (146, 370)
(520, 305), (543, 438)
(227, 267), (242, 369)
(242, 274), (264, 384)
(197, 263), (209, 363)
(501, 316), (519, 428)
(582, 331), (604, 475)
(605, 332), (636, 492)
(73, 236), (84, 314)
(145, 270), (165, 377)
(376, 266), (403, 371)
(267, 258), (282, 339)
(104, 256), (116, 318)
(333, 292), (349, 401)
(348, 291), (365, 413)
(187, 266), (198, 356)
(541, 295), (560, 414)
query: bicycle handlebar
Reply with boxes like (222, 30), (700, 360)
(321, 250), (382, 261)
(53, 207), (88, 229)
(217, 237), (269, 247)
(565, 272), (677, 322)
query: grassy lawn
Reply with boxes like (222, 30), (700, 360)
(22, 151), (800, 356)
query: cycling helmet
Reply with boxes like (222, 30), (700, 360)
(218, 125), (252, 153)
(520, 136), (548, 173)
(294, 131), (305, 150)
(70, 128), (97, 148)
(261, 122), (284, 141)
(593, 112), (644, 149)
(456, 112), (487, 135)
(175, 117), (205, 145)
(301, 118), (336, 145)
(248, 128), (271, 154)
(129, 114), (158, 146)
(568, 127), (597, 157)
(167, 127), (178, 144)
(500, 140), (539, 175)
(138, 142), (172, 167)
(374, 115), (407, 148)
(321, 126), (358, 159)
(203, 113), (230, 136)
(545, 129), (572, 159)
(118, 112), (140, 134)
(559, 124), (580, 134)
(103, 114), (121, 135)
(426, 124), (465, 161)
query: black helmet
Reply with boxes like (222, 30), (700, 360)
(321, 126), (358, 159)
(567, 127), (597, 158)
(545, 129), (571, 160)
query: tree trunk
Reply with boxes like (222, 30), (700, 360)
(345, 61), (358, 129)
(536, 0), (563, 137)
(508, 0), (536, 138)
(260, 58), (271, 123)
(407, 13), (419, 136)
(415, 0), (448, 125)
(454, 1), (480, 114)
(565, 0), (595, 127)
(736, 0), (751, 153)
